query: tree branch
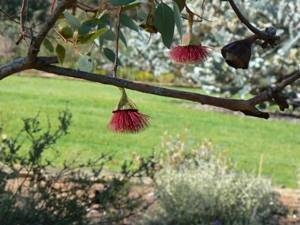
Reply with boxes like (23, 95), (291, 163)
(32, 64), (299, 119)
(0, 57), (58, 79)
(19, 0), (28, 42)
(113, 7), (122, 77)
(249, 71), (300, 106)
(28, 0), (76, 60)
(0, 0), (298, 121)
(0, 55), (299, 119)
(228, 0), (280, 43)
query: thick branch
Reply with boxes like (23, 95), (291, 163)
(1, 56), (299, 119)
(249, 71), (300, 106)
(0, 57), (31, 78)
(0, 57), (58, 80)
(228, 0), (280, 42)
(35, 64), (279, 119)
(28, 0), (76, 60)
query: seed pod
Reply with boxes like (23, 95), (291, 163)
(221, 36), (257, 69)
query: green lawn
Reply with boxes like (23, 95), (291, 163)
(0, 74), (299, 187)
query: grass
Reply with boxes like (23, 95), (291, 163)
(0, 74), (299, 187)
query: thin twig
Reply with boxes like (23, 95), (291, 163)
(249, 70), (300, 106)
(200, 0), (206, 19)
(76, 1), (99, 13)
(113, 7), (122, 77)
(16, 0), (29, 45)
(20, 0), (28, 34)
(228, 0), (280, 42)
(0, 8), (19, 23)
(50, 0), (57, 14)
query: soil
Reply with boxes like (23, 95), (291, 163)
(5, 176), (300, 224)
(276, 188), (300, 225)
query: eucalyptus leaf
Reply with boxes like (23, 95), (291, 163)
(173, 2), (183, 39)
(120, 14), (139, 32)
(109, 0), (135, 6)
(154, 3), (175, 48)
(120, 30), (127, 47)
(78, 28), (108, 44)
(76, 55), (94, 72)
(102, 29), (115, 41)
(43, 38), (54, 52)
(103, 48), (122, 65)
(78, 19), (99, 35)
(63, 11), (81, 30)
(56, 44), (66, 64)
(173, 0), (185, 12)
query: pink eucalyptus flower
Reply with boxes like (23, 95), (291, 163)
(170, 45), (210, 64)
(109, 109), (149, 133)
(109, 88), (150, 133)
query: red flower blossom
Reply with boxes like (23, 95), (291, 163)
(109, 88), (150, 133)
(170, 45), (210, 64)
(109, 109), (149, 133)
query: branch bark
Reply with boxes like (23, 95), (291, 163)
(34, 64), (300, 119)
(228, 0), (280, 43)
(0, 56), (299, 119)
(0, 57), (58, 79)
(0, 0), (298, 121)
(28, 0), (76, 60)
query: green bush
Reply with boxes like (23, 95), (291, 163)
(142, 137), (287, 225)
(0, 110), (157, 225)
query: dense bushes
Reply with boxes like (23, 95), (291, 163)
(141, 136), (287, 225)
(0, 110), (156, 225)
(0, 114), (289, 225)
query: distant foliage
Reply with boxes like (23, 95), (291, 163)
(120, 0), (300, 98)
(141, 135), (287, 225)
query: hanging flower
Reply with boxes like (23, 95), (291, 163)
(170, 44), (210, 64)
(169, 28), (210, 65)
(109, 88), (150, 133)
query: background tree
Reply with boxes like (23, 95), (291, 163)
(0, 0), (299, 131)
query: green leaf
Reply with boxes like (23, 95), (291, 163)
(76, 55), (94, 72)
(103, 48), (122, 65)
(122, 2), (141, 11)
(43, 38), (54, 52)
(102, 29), (115, 41)
(109, 0), (136, 6)
(120, 14), (139, 32)
(174, 0), (185, 12)
(63, 11), (81, 30)
(78, 28), (108, 44)
(56, 44), (66, 64)
(154, 3), (175, 48)
(119, 30), (127, 47)
(173, 2), (183, 40)
(78, 19), (99, 35)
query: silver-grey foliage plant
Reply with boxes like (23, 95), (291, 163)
(141, 139), (286, 225)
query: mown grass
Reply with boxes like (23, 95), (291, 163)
(0, 74), (299, 187)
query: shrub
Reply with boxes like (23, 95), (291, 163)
(0, 110), (158, 225)
(142, 137), (287, 225)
